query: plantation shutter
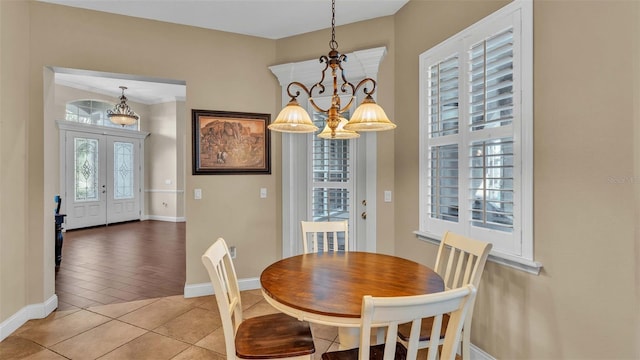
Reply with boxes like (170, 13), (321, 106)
(468, 28), (515, 233)
(427, 55), (460, 224)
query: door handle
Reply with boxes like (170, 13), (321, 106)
(361, 211), (367, 220)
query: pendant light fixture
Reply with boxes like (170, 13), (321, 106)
(107, 86), (139, 127)
(268, 0), (396, 139)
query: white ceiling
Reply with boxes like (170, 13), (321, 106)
(46, 0), (407, 104)
(39, 0), (408, 40)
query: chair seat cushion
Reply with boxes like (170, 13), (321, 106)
(397, 314), (450, 342)
(235, 312), (315, 359)
(321, 343), (407, 360)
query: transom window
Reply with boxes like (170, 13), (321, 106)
(65, 100), (139, 130)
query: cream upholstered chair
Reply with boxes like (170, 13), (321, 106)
(321, 285), (477, 360)
(300, 220), (349, 253)
(201, 237), (315, 359)
(397, 231), (492, 359)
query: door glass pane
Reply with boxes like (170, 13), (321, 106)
(114, 141), (134, 200)
(74, 138), (99, 201)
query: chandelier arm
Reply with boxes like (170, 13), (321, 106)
(307, 98), (328, 114)
(307, 55), (332, 96)
(354, 77), (378, 96)
(286, 81), (312, 100)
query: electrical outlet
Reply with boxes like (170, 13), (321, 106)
(229, 246), (237, 259)
(260, 188), (267, 198)
(384, 190), (392, 203)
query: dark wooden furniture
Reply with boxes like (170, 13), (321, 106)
(261, 252), (444, 348)
(204, 237), (315, 359)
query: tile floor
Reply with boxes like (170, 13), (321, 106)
(56, 221), (186, 310)
(0, 290), (341, 359)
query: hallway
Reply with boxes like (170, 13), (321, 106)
(55, 221), (185, 311)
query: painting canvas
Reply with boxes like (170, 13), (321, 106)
(192, 109), (271, 175)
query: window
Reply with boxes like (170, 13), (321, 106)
(66, 99), (139, 130)
(308, 103), (354, 252)
(418, 0), (539, 273)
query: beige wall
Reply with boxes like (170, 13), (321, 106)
(0, 0), (280, 322)
(393, 0), (639, 358)
(145, 101), (184, 220)
(0, 0), (30, 321)
(2, 0), (639, 357)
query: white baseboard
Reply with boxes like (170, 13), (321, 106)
(470, 343), (496, 360)
(0, 294), (58, 342)
(184, 277), (261, 298)
(145, 215), (186, 222)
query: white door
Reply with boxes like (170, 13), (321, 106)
(64, 131), (141, 230)
(106, 137), (141, 224)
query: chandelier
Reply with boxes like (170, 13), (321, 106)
(107, 86), (139, 126)
(268, 0), (396, 139)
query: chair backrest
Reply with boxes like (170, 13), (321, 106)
(201, 237), (243, 359)
(300, 220), (349, 253)
(434, 231), (492, 290)
(360, 285), (477, 360)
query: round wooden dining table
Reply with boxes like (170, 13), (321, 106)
(260, 251), (444, 349)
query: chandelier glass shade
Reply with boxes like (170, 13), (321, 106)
(267, 98), (318, 133)
(107, 86), (139, 126)
(318, 117), (359, 139)
(268, 0), (396, 139)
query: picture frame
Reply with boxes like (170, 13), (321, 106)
(192, 109), (271, 175)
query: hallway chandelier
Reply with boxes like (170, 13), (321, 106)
(107, 86), (139, 126)
(268, 0), (396, 139)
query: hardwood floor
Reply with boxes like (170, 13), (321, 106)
(55, 220), (185, 311)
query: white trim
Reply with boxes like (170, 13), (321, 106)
(144, 189), (185, 193)
(184, 277), (261, 298)
(415, 231), (542, 275)
(56, 120), (150, 139)
(0, 294), (58, 342)
(470, 343), (496, 360)
(146, 215), (186, 222)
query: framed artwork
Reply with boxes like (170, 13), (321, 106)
(192, 109), (271, 175)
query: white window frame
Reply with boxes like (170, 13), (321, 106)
(416, 0), (541, 274)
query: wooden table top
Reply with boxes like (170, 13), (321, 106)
(260, 252), (444, 320)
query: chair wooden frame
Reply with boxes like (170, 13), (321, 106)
(300, 220), (349, 253)
(202, 237), (315, 359)
(398, 231), (492, 359)
(321, 285), (477, 360)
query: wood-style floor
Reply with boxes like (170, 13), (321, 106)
(55, 220), (185, 311)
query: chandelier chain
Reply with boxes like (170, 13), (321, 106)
(330, 0), (338, 50)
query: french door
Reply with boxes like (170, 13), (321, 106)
(61, 127), (145, 230)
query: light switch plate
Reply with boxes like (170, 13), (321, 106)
(194, 188), (202, 200)
(260, 188), (267, 198)
(384, 190), (392, 203)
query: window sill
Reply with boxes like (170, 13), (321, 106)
(414, 231), (543, 275)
